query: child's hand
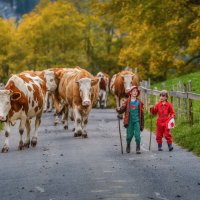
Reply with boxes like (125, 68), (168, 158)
(149, 105), (154, 114)
(116, 107), (120, 113)
(149, 105), (154, 109)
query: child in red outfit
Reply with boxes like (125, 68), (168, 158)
(150, 90), (175, 151)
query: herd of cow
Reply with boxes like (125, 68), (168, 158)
(0, 67), (139, 153)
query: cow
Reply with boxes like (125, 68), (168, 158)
(96, 72), (110, 108)
(57, 67), (99, 137)
(24, 70), (57, 113)
(110, 70), (139, 108)
(0, 82), (5, 90)
(46, 68), (71, 125)
(0, 73), (46, 152)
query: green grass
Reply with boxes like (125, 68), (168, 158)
(145, 71), (200, 156)
(152, 71), (200, 93)
(0, 122), (3, 131)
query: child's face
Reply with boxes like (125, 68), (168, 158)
(131, 88), (138, 97)
(160, 94), (167, 102)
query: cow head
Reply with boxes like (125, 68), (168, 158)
(44, 70), (57, 92)
(0, 90), (21, 122)
(121, 74), (134, 93)
(0, 83), (5, 90)
(76, 77), (99, 106)
(0, 90), (23, 121)
(97, 72), (104, 80)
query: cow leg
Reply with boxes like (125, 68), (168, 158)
(18, 119), (26, 150)
(44, 92), (49, 113)
(62, 106), (69, 130)
(54, 114), (59, 126)
(97, 96), (100, 108)
(2, 122), (10, 153)
(31, 115), (41, 147)
(48, 94), (53, 112)
(73, 108), (83, 137)
(81, 116), (88, 138)
(104, 92), (108, 108)
(24, 119), (31, 148)
(101, 91), (106, 108)
(52, 94), (60, 125)
(61, 106), (66, 124)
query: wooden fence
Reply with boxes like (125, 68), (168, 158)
(139, 79), (200, 126)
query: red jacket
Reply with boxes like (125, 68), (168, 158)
(118, 97), (144, 130)
(151, 101), (175, 126)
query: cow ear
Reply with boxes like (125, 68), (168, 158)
(11, 92), (21, 101)
(55, 70), (64, 79)
(91, 78), (99, 86)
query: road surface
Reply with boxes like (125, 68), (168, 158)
(0, 109), (200, 200)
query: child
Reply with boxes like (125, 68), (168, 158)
(150, 90), (175, 151)
(116, 86), (144, 154)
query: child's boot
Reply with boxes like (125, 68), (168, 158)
(126, 143), (130, 153)
(136, 144), (141, 154)
(158, 144), (163, 151)
(168, 144), (173, 151)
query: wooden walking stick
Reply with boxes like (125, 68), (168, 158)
(117, 95), (123, 154)
(149, 112), (153, 151)
(118, 113), (124, 154)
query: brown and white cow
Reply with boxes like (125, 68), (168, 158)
(57, 67), (99, 137)
(0, 73), (46, 152)
(110, 70), (139, 107)
(0, 82), (5, 90)
(96, 72), (110, 108)
(24, 70), (57, 112)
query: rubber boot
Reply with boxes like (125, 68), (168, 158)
(158, 144), (163, 151)
(168, 144), (174, 151)
(136, 144), (141, 154)
(126, 143), (130, 153)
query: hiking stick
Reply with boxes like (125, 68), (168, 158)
(117, 95), (123, 154)
(149, 112), (153, 151)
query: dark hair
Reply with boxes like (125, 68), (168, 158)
(160, 90), (168, 98)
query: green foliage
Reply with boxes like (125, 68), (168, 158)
(97, 0), (200, 80)
(0, 0), (199, 81)
(0, 122), (3, 131)
(173, 123), (200, 156)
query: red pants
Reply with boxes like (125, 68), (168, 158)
(156, 123), (172, 145)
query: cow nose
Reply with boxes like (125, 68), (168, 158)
(125, 89), (130, 93)
(0, 116), (6, 121)
(82, 101), (91, 106)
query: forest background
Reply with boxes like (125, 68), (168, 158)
(0, 0), (200, 82)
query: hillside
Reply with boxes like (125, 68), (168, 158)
(152, 71), (200, 93)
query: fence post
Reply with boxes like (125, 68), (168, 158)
(144, 81), (148, 109)
(154, 87), (158, 104)
(188, 80), (193, 126)
(171, 85), (174, 108)
(147, 78), (151, 107)
(162, 83), (165, 90)
(177, 81), (181, 123)
(134, 68), (138, 74)
(141, 81), (144, 104)
(183, 83), (188, 121)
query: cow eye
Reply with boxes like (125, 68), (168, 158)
(50, 79), (53, 82)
